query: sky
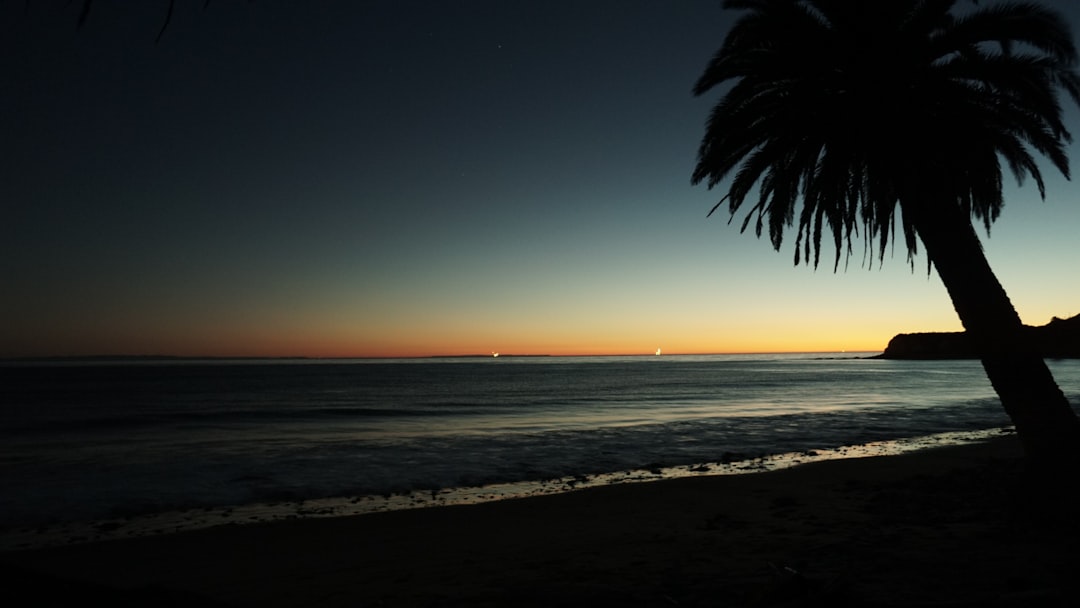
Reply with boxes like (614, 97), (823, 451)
(3, 0), (1080, 358)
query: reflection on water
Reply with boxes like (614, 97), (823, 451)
(0, 427), (1013, 551)
(2, 355), (1076, 544)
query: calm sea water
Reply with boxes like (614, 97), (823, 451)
(3, 353), (1079, 532)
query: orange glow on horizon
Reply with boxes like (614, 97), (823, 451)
(1, 299), (960, 359)
(1, 331), (893, 359)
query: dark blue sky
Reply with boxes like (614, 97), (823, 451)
(4, 1), (1080, 357)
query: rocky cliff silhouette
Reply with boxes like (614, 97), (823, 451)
(876, 314), (1080, 359)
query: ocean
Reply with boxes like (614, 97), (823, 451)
(3, 353), (1079, 547)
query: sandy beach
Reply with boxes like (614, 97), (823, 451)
(3, 431), (1077, 607)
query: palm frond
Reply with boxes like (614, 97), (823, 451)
(693, 0), (1080, 270)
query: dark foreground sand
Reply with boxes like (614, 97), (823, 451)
(3, 432), (1078, 607)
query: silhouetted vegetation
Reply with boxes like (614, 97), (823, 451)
(39, 0), (207, 42)
(693, 0), (1080, 463)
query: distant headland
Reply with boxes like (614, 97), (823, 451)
(875, 314), (1080, 359)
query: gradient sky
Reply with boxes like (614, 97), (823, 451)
(3, 0), (1080, 358)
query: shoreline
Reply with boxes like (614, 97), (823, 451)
(6, 428), (1073, 607)
(0, 427), (1013, 553)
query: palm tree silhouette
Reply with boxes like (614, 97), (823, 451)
(692, 0), (1080, 463)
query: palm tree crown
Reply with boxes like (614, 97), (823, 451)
(692, 0), (1080, 269)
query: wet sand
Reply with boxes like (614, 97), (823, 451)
(3, 430), (1078, 607)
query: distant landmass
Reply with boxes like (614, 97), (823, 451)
(876, 314), (1080, 359)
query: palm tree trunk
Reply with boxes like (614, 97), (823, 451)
(903, 201), (1080, 464)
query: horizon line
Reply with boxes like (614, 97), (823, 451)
(0, 350), (881, 362)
